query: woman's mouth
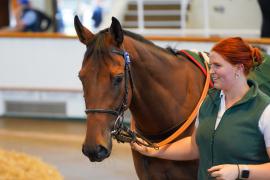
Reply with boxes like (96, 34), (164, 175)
(212, 76), (218, 81)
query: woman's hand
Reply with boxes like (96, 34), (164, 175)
(208, 164), (239, 180)
(130, 141), (160, 157)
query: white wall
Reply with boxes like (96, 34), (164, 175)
(187, 0), (262, 29)
(99, 0), (128, 31)
(0, 37), (84, 89)
(0, 37), (216, 90)
(0, 36), (269, 118)
(0, 37), (87, 118)
(1, 37), (270, 90)
(0, 37), (214, 118)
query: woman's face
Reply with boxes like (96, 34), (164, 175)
(209, 51), (238, 90)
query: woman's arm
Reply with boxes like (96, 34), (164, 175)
(131, 129), (199, 161)
(247, 148), (270, 180)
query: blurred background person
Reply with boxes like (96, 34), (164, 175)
(0, 0), (51, 32)
(91, 0), (103, 29)
(54, 0), (64, 33)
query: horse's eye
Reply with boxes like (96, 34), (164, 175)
(113, 75), (123, 86)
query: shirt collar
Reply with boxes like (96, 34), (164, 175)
(220, 90), (224, 98)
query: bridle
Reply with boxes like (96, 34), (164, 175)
(84, 48), (157, 148)
(85, 48), (131, 117)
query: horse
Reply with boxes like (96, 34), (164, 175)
(74, 16), (209, 180)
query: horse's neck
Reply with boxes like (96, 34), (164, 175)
(127, 41), (205, 135)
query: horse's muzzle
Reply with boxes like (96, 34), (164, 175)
(82, 144), (110, 162)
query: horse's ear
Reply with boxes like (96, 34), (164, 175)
(109, 17), (123, 46)
(74, 15), (93, 45)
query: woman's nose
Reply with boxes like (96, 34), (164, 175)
(209, 67), (214, 74)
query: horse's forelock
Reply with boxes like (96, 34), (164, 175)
(83, 30), (112, 65)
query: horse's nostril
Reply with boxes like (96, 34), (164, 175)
(96, 145), (109, 158)
(82, 145), (89, 157)
(82, 144), (109, 161)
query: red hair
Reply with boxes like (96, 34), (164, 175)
(211, 37), (263, 75)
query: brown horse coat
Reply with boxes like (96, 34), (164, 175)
(74, 16), (206, 180)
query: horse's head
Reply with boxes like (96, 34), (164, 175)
(74, 16), (132, 162)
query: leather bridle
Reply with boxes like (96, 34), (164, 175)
(84, 48), (157, 148)
(85, 48), (131, 117)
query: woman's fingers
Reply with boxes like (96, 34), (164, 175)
(208, 164), (239, 180)
(131, 142), (148, 152)
(208, 165), (223, 173)
(130, 142), (157, 157)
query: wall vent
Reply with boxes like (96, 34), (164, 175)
(4, 101), (66, 117)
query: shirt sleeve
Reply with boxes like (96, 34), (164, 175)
(195, 113), (199, 128)
(258, 104), (270, 148)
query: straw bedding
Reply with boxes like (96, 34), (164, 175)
(0, 148), (63, 180)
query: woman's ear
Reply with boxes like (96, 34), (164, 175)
(235, 64), (245, 76)
(235, 64), (244, 71)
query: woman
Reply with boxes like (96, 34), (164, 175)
(131, 37), (270, 180)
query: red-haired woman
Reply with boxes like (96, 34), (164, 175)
(131, 37), (270, 180)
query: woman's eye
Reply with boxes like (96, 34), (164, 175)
(210, 64), (220, 69)
(113, 75), (123, 86)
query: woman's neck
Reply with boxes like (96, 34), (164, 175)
(223, 78), (249, 109)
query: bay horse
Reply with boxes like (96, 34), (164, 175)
(74, 16), (209, 179)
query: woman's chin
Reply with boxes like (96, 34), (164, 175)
(213, 83), (221, 89)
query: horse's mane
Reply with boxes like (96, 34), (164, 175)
(83, 28), (176, 64)
(124, 30), (178, 56)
